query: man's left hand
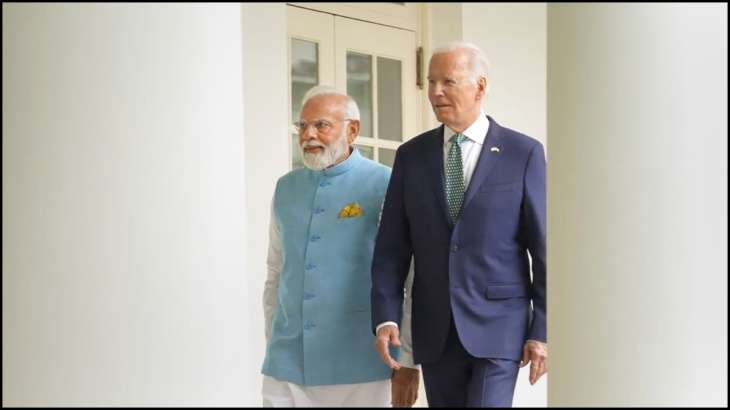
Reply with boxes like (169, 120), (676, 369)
(520, 340), (548, 385)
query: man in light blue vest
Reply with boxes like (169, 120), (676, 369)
(261, 86), (420, 407)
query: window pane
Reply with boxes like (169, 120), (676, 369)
(354, 144), (374, 160)
(347, 52), (373, 138)
(291, 39), (318, 169)
(291, 133), (304, 170)
(378, 148), (396, 168)
(377, 57), (403, 142)
(291, 39), (318, 121)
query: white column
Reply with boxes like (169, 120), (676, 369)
(3, 4), (249, 405)
(548, 4), (727, 406)
(240, 2), (290, 401)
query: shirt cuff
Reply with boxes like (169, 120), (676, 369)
(376, 321), (398, 334)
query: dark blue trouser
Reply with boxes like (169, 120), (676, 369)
(421, 319), (520, 407)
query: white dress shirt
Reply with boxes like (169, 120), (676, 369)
(442, 109), (490, 190)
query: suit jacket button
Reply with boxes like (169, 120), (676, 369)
(451, 244), (459, 252)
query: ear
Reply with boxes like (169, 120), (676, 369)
(476, 76), (487, 101)
(347, 120), (360, 144)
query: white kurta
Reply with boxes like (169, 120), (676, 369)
(262, 203), (416, 407)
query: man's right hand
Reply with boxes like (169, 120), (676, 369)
(375, 324), (401, 369)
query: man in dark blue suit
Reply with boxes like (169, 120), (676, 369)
(371, 42), (547, 407)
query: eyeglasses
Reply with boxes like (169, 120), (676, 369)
(293, 119), (354, 134)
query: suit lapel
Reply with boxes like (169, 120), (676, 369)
(424, 125), (452, 224)
(462, 116), (504, 211)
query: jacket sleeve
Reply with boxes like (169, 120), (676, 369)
(522, 142), (547, 343)
(371, 147), (413, 333)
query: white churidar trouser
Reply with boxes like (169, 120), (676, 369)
(262, 376), (391, 407)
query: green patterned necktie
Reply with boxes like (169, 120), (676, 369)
(445, 133), (467, 224)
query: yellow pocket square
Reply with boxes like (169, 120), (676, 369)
(338, 202), (364, 218)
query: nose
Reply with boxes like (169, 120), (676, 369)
(431, 82), (445, 98)
(300, 124), (318, 143)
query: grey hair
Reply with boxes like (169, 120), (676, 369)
(300, 85), (360, 121)
(432, 41), (490, 84)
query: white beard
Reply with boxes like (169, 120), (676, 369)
(300, 131), (349, 171)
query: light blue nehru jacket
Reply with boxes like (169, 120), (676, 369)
(262, 148), (396, 386)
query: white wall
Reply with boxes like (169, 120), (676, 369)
(548, 3), (727, 406)
(2, 3), (250, 406)
(462, 3), (547, 150)
(240, 2), (290, 402)
(423, 3), (460, 130)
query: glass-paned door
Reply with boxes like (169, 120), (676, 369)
(287, 6), (334, 169)
(335, 15), (417, 168)
(288, 6), (418, 170)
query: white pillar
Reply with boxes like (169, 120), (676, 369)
(2, 4), (249, 405)
(548, 4), (727, 406)
(240, 4), (289, 401)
